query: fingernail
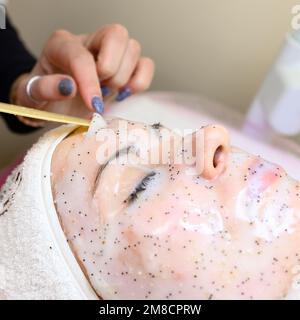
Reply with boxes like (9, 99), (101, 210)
(91, 96), (104, 113)
(58, 78), (73, 96)
(116, 87), (131, 102)
(101, 85), (110, 97)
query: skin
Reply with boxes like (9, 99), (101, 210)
(13, 24), (154, 117)
(51, 119), (300, 299)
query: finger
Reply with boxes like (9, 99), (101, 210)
(17, 74), (77, 108)
(104, 38), (141, 89)
(119, 57), (154, 99)
(87, 24), (129, 80)
(30, 74), (77, 102)
(45, 30), (103, 112)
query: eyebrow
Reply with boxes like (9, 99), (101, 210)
(93, 145), (132, 194)
(151, 122), (162, 130)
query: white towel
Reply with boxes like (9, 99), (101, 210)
(0, 125), (98, 300)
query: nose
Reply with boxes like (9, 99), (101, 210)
(196, 125), (230, 180)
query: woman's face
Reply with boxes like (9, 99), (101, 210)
(51, 119), (300, 299)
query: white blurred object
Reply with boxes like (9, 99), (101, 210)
(246, 30), (300, 136)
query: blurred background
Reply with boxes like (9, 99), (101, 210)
(0, 0), (298, 168)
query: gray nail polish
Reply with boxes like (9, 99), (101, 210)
(101, 86), (110, 97)
(116, 87), (131, 102)
(58, 78), (73, 96)
(91, 96), (104, 113)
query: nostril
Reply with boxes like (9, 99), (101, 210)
(196, 124), (230, 180)
(213, 145), (223, 168)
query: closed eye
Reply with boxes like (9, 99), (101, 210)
(125, 171), (156, 204)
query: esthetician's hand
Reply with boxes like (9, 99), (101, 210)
(11, 24), (154, 124)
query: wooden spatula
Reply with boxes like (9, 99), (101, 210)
(0, 102), (90, 127)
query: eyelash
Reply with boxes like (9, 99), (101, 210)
(127, 171), (156, 203)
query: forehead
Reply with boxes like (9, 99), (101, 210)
(70, 119), (173, 142)
(65, 119), (181, 162)
(105, 118), (173, 136)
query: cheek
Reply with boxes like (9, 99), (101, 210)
(119, 175), (228, 253)
(97, 205), (200, 299)
(97, 183), (236, 299)
(106, 188), (210, 273)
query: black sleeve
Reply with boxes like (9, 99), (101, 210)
(0, 15), (39, 134)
